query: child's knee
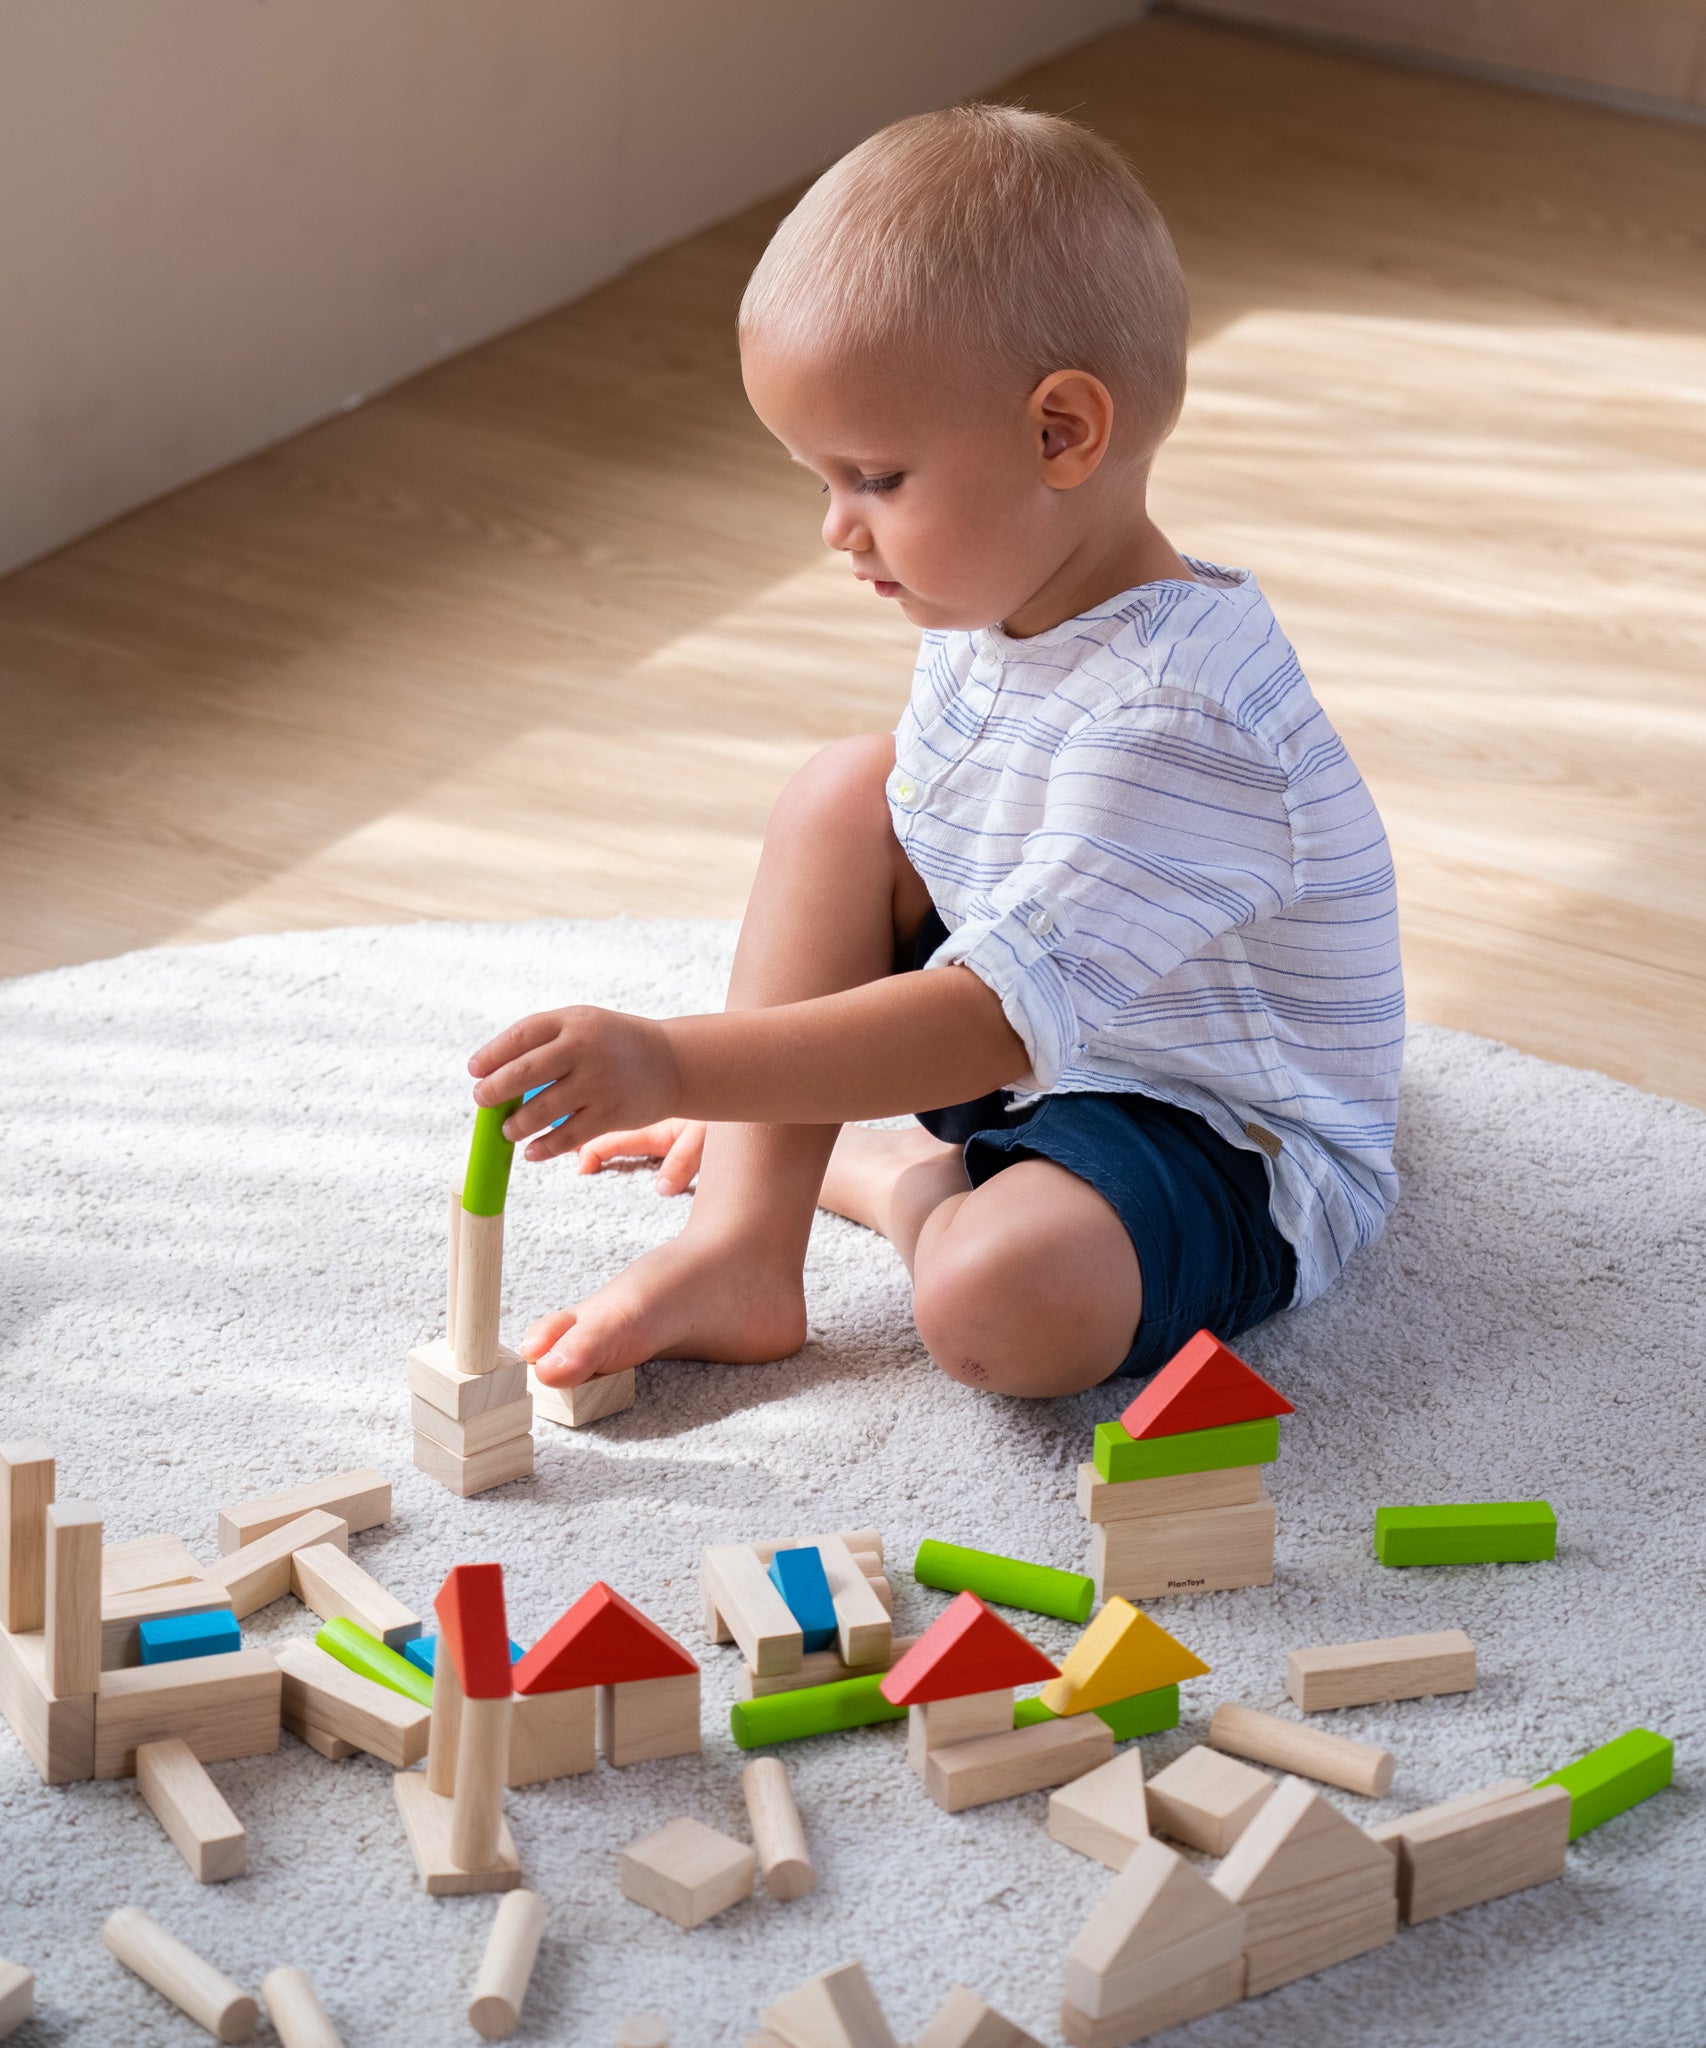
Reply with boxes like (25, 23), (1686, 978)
(767, 734), (894, 846)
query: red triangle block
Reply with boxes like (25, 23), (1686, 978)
(879, 1592), (1057, 1706)
(1119, 1330), (1294, 1440)
(433, 1562), (512, 1700)
(512, 1582), (698, 1694)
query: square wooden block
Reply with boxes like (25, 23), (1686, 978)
(1144, 1745), (1275, 1855)
(531, 1367), (636, 1428)
(1092, 1497), (1275, 1601)
(407, 1340), (528, 1422)
(411, 1393), (534, 1459)
(619, 1817), (755, 1928)
(393, 1770), (522, 1896)
(412, 1429), (533, 1499)
(509, 1685), (596, 1786)
(598, 1673), (701, 1767)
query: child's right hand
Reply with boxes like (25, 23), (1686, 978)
(574, 1118), (705, 1196)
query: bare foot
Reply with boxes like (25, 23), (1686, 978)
(819, 1122), (970, 1265)
(522, 1225), (808, 1386)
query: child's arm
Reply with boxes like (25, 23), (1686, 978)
(469, 965), (1027, 1164)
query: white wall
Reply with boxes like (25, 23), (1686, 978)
(0, 0), (1146, 576)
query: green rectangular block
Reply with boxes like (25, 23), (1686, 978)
(1013, 1683), (1178, 1741)
(1374, 1501), (1557, 1567)
(1537, 1727), (1673, 1840)
(1093, 1414), (1279, 1483)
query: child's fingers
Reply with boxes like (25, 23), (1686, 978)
(575, 1121), (682, 1174)
(521, 1119), (580, 1165)
(654, 1122), (706, 1195)
(468, 1012), (560, 1086)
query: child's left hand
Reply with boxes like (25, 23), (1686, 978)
(469, 1006), (679, 1163)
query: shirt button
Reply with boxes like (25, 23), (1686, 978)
(1027, 909), (1054, 937)
(971, 653), (999, 682)
(894, 780), (916, 803)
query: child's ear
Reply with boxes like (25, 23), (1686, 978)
(1028, 370), (1115, 490)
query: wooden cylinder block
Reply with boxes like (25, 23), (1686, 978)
(453, 1208), (505, 1376)
(451, 1694), (512, 1871)
(742, 1757), (814, 1900)
(104, 1907), (257, 2042)
(427, 1631), (465, 1796)
(446, 1180), (464, 1345)
(467, 1887), (546, 2039)
(261, 1966), (345, 2048)
(1209, 1701), (1396, 1797)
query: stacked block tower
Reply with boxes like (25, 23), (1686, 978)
(1079, 1331), (1292, 1601)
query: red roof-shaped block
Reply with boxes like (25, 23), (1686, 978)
(1119, 1329), (1294, 1440)
(434, 1562), (512, 1699)
(512, 1581), (698, 1695)
(879, 1592), (1057, 1706)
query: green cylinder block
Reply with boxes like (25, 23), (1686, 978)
(913, 1538), (1095, 1625)
(729, 1674), (907, 1750)
(462, 1100), (521, 1217)
(316, 1616), (435, 1709)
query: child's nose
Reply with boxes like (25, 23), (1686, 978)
(821, 497), (868, 555)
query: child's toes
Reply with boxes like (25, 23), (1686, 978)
(519, 1309), (575, 1363)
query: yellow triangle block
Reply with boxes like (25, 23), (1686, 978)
(1040, 1599), (1209, 1715)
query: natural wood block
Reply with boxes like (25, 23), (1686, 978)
(817, 1532), (891, 1667)
(453, 1206), (505, 1375)
(468, 1887), (546, 2041)
(451, 1693), (512, 1872)
(1242, 1893), (1397, 1995)
(1076, 1462), (1264, 1524)
(531, 1367), (636, 1428)
(0, 1442), (53, 1635)
(411, 1393), (533, 1459)
(1211, 1775), (1396, 1942)
(743, 1634), (919, 1698)
(1209, 1701), (1395, 1796)
(95, 1648), (280, 1778)
(1091, 1496), (1275, 1600)
(1068, 1918), (1246, 2022)
(412, 1429), (533, 1498)
(618, 2017), (673, 2048)
(1060, 1956), (1245, 2047)
(907, 1689), (1013, 1776)
(1398, 1782), (1571, 1923)
(103, 1906), (258, 2042)
(701, 1544), (804, 1676)
(1144, 1744), (1276, 1855)
(1367, 1777), (1531, 1854)
(0, 1959), (34, 2039)
(136, 1737), (247, 1882)
(1048, 1749), (1150, 1869)
(393, 1769), (522, 1896)
(619, 1816), (755, 1928)
(45, 1499), (103, 1698)
(1069, 1834), (1247, 1994)
(102, 1532), (207, 1599)
(217, 1470), (389, 1555)
(287, 1718), (359, 1761)
(0, 1621), (96, 1781)
(1286, 1630), (1476, 1712)
(743, 1756), (814, 1900)
(760, 1959), (898, 2048)
(508, 1684), (595, 1786)
(914, 1984), (1042, 2048)
(751, 1530), (884, 1567)
(289, 1543), (420, 1649)
(407, 1340), (528, 1421)
(924, 1714), (1113, 1813)
(597, 1671), (701, 1766)
(274, 1637), (429, 1767)
(205, 1510), (349, 1621)
(260, 1966), (345, 2048)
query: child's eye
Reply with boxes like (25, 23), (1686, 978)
(856, 473), (903, 495)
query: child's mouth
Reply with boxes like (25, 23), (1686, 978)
(874, 581), (900, 598)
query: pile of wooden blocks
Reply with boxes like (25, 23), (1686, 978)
(752, 1959), (1042, 2048)
(1077, 1331), (1290, 1600)
(701, 1528), (895, 1693)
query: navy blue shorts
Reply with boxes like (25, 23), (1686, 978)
(903, 911), (1297, 1381)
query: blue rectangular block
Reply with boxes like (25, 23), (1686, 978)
(404, 1632), (524, 1678)
(767, 1545), (838, 1653)
(138, 1610), (241, 1665)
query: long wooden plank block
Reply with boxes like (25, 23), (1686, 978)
(0, 1442), (54, 1634)
(136, 1737), (248, 1883)
(923, 1714), (1113, 1813)
(101, 1533), (208, 1600)
(95, 1648), (280, 1778)
(814, 1533), (891, 1668)
(1398, 1783), (1571, 1922)
(743, 1635), (919, 1699)
(0, 1621), (96, 1782)
(1076, 1462), (1264, 1524)
(45, 1501), (104, 1698)
(1286, 1631), (1476, 1712)
(216, 1470), (389, 1554)
(204, 1511), (349, 1621)
(1092, 1497), (1275, 1600)
(701, 1545), (803, 1677)
(274, 1637), (430, 1766)
(289, 1544), (420, 1649)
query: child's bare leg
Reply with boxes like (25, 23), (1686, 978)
(530, 735), (931, 1384)
(819, 1124), (970, 1268)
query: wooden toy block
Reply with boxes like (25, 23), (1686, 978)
(469, 1887), (547, 2040)
(752, 1529), (884, 1567)
(907, 1687), (1014, 1774)
(508, 1683), (595, 1785)
(913, 1539), (1095, 1624)
(102, 1532), (208, 1599)
(1094, 1414), (1278, 1484)
(1076, 1461), (1263, 1525)
(216, 1469), (388, 1554)
(1209, 1701), (1396, 1796)
(1091, 1496), (1275, 1601)
(914, 1985), (1041, 2048)
(882, 1593), (1056, 1707)
(617, 2017), (672, 2048)
(730, 1673), (907, 1749)
(1020, 1683), (1181, 1742)
(620, 1815), (756, 1928)
(1048, 1747), (1150, 1868)
(767, 1546), (838, 1653)
(275, 1637), (430, 1765)
(743, 1633), (919, 1698)
(435, 1562), (512, 1696)
(45, 1499), (103, 1697)
(598, 1671), (702, 1765)
(1286, 1629), (1476, 1712)
(760, 1959), (899, 2048)
(1537, 1726), (1674, 1837)
(1366, 1777), (1530, 1854)
(743, 1756), (814, 1899)
(139, 1610), (241, 1665)
(530, 1365), (636, 1428)
(1241, 1892), (1397, 1997)
(261, 1966), (345, 2048)
(1121, 1330), (1293, 1439)
(1060, 1959), (1246, 2048)
(411, 1394), (534, 1460)
(515, 1581), (698, 1693)
(0, 1960), (33, 2040)
(95, 1647), (280, 1778)
(702, 1544), (805, 1675)
(1041, 1598), (1208, 1717)
(393, 1768), (522, 1895)
(315, 1615), (434, 1706)
(413, 1429), (534, 1498)
(925, 1713), (1114, 1812)
(427, 1637), (463, 1794)
(290, 1720), (359, 1761)
(102, 1582), (230, 1671)
(704, 1530), (885, 1649)
(817, 1533), (892, 1667)
(290, 1543), (420, 1649)
(452, 1693), (513, 1872)
(206, 1509), (349, 1621)
(0, 1619), (96, 1781)
(1144, 1745), (1275, 1854)
(1064, 1835), (1246, 2034)
(103, 1906), (258, 2042)
(1374, 1500), (1557, 1567)
(407, 1339), (528, 1421)
(136, 1737), (247, 1882)
(0, 1441), (53, 1634)
(1394, 1782), (1570, 1922)
(447, 1176), (465, 1340)
(453, 1204), (507, 1376)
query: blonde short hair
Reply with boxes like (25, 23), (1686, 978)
(739, 104), (1189, 455)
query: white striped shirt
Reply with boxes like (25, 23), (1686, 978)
(888, 558), (1403, 1309)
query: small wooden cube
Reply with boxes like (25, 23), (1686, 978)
(509, 1685), (596, 1786)
(412, 1429), (533, 1499)
(619, 1817), (755, 1928)
(531, 1367), (636, 1428)
(598, 1672), (701, 1767)
(1144, 1745), (1275, 1855)
(407, 1340), (528, 1421)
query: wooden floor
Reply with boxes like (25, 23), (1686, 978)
(3, 15), (1704, 1105)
